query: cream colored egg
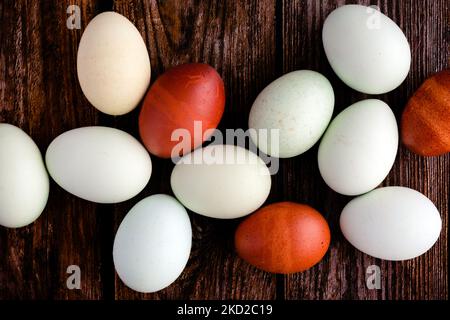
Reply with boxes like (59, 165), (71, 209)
(77, 12), (151, 115)
(171, 144), (271, 219)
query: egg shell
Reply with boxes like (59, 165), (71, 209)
(45, 126), (152, 203)
(0, 124), (49, 228)
(249, 70), (334, 158)
(340, 187), (442, 261)
(318, 99), (398, 196)
(401, 69), (450, 156)
(77, 12), (151, 115)
(113, 194), (192, 293)
(322, 4), (411, 94)
(170, 144), (271, 219)
(139, 63), (225, 159)
(235, 202), (330, 274)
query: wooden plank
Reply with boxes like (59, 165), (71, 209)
(282, 0), (448, 300)
(112, 0), (278, 299)
(0, 0), (447, 300)
(0, 0), (110, 299)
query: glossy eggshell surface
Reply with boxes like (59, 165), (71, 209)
(139, 63), (225, 158)
(235, 202), (330, 274)
(77, 12), (151, 115)
(401, 69), (450, 156)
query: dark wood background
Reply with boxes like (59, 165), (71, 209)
(0, 0), (448, 300)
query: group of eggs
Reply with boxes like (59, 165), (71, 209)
(0, 5), (446, 294)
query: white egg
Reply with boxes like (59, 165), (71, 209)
(318, 99), (398, 196)
(322, 4), (411, 94)
(171, 144), (271, 219)
(46, 126), (151, 203)
(77, 12), (151, 115)
(340, 187), (442, 261)
(249, 70), (334, 158)
(0, 124), (49, 228)
(113, 194), (192, 293)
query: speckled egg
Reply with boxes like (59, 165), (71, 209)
(249, 70), (334, 158)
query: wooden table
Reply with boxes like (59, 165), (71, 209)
(0, 0), (448, 300)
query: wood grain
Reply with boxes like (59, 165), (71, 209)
(112, 0), (278, 300)
(0, 0), (448, 300)
(281, 0), (449, 300)
(0, 0), (107, 299)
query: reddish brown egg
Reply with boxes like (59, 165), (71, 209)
(401, 69), (450, 156)
(139, 63), (225, 158)
(235, 202), (330, 274)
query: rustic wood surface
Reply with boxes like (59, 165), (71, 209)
(0, 0), (448, 300)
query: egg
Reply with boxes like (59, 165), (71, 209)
(45, 126), (152, 203)
(77, 12), (151, 115)
(139, 63), (225, 158)
(0, 124), (49, 228)
(318, 99), (398, 196)
(322, 4), (411, 94)
(249, 70), (334, 158)
(235, 202), (330, 274)
(171, 144), (271, 219)
(401, 69), (450, 156)
(113, 194), (192, 293)
(340, 187), (442, 261)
